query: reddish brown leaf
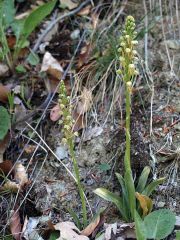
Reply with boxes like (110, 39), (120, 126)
(7, 36), (16, 49)
(50, 104), (61, 122)
(10, 208), (22, 240)
(0, 160), (13, 175)
(0, 84), (10, 102)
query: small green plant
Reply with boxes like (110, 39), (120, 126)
(0, 106), (10, 140)
(0, 0), (56, 71)
(94, 16), (165, 222)
(134, 209), (176, 240)
(58, 80), (87, 229)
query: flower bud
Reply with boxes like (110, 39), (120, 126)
(116, 69), (122, 75)
(119, 56), (125, 62)
(62, 138), (67, 144)
(132, 40), (138, 45)
(125, 48), (131, 53)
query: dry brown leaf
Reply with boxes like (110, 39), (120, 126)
(78, 5), (91, 16)
(10, 208), (22, 240)
(72, 111), (85, 131)
(0, 84), (10, 102)
(0, 160), (13, 175)
(60, 0), (78, 10)
(24, 145), (37, 154)
(54, 221), (89, 240)
(78, 43), (92, 68)
(0, 63), (9, 77)
(104, 223), (117, 240)
(76, 88), (92, 114)
(14, 163), (28, 187)
(41, 52), (64, 79)
(50, 104), (61, 121)
(81, 215), (100, 236)
(135, 192), (153, 217)
(91, 13), (99, 29)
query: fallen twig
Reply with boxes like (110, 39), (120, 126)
(33, 0), (91, 52)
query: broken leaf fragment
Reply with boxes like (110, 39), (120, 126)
(81, 214), (100, 236)
(41, 51), (64, 79)
(10, 208), (22, 240)
(54, 221), (89, 240)
(0, 84), (11, 102)
(14, 163), (28, 187)
(60, 0), (78, 10)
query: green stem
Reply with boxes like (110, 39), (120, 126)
(124, 77), (136, 221)
(0, 25), (13, 71)
(124, 82), (131, 171)
(69, 140), (87, 228)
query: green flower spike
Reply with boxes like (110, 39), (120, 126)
(117, 15), (138, 82)
(58, 80), (87, 228)
(58, 80), (76, 145)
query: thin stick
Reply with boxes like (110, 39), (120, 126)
(33, 0), (91, 52)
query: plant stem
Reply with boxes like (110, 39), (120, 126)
(124, 80), (136, 220)
(124, 82), (131, 171)
(68, 140), (87, 228)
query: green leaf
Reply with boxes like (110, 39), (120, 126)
(124, 170), (136, 220)
(136, 166), (150, 193)
(0, 106), (10, 140)
(142, 178), (165, 196)
(134, 210), (146, 240)
(27, 51), (40, 66)
(144, 209), (176, 239)
(66, 207), (81, 230)
(11, 19), (26, 41)
(0, 0), (15, 27)
(115, 172), (130, 219)
(49, 231), (60, 240)
(94, 188), (128, 221)
(176, 231), (180, 240)
(15, 64), (26, 73)
(116, 173), (127, 197)
(98, 163), (111, 172)
(21, 0), (56, 42)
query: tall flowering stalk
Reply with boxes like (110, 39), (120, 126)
(117, 16), (138, 219)
(95, 16), (165, 222)
(59, 80), (87, 228)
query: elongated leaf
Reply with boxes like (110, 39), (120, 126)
(67, 207), (81, 230)
(142, 178), (165, 196)
(11, 19), (25, 41)
(22, 0), (56, 40)
(134, 210), (146, 240)
(116, 172), (130, 219)
(0, 106), (10, 140)
(144, 209), (176, 239)
(0, 0), (15, 27)
(136, 166), (150, 193)
(124, 170), (136, 220)
(94, 188), (128, 221)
